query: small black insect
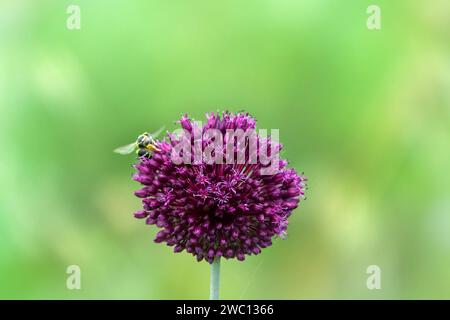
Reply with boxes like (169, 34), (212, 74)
(114, 127), (164, 158)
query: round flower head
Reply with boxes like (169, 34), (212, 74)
(133, 112), (307, 263)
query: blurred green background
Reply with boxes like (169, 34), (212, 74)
(1, 0), (449, 299)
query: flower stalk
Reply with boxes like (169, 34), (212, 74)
(209, 257), (221, 300)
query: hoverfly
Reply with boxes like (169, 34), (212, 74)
(114, 127), (165, 158)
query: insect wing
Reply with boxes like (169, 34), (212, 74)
(113, 142), (136, 155)
(148, 126), (165, 140)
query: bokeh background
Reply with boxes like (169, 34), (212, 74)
(1, 0), (449, 299)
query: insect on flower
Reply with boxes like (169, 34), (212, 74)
(114, 127), (165, 158)
(131, 112), (307, 263)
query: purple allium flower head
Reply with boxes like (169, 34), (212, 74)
(133, 112), (307, 263)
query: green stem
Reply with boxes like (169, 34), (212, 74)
(209, 257), (221, 300)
